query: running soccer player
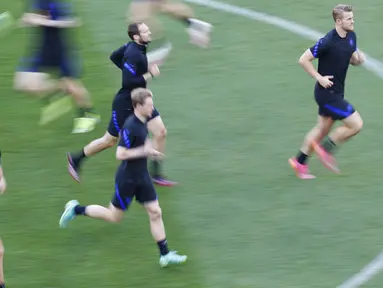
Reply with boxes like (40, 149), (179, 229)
(15, 0), (99, 133)
(289, 4), (364, 179)
(60, 88), (187, 267)
(128, 0), (213, 64)
(67, 23), (176, 186)
(0, 151), (6, 288)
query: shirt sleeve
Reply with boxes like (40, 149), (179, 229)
(122, 51), (146, 90)
(309, 37), (331, 58)
(110, 44), (126, 70)
(118, 127), (135, 148)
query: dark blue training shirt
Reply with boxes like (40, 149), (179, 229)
(310, 29), (357, 93)
(110, 42), (148, 95)
(116, 115), (149, 180)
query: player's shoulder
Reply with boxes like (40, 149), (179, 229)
(321, 29), (337, 43)
(348, 30), (357, 38)
(122, 114), (140, 131)
(124, 42), (140, 55)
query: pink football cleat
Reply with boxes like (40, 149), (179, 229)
(288, 158), (316, 179)
(312, 142), (340, 174)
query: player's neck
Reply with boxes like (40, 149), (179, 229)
(335, 26), (347, 38)
(134, 111), (147, 123)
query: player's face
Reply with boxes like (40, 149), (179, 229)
(137, 23), (152, 45)
(339, 11), (354, 31)
(140, 96), (154, 117)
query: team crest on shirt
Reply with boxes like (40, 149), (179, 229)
(349, 38), (354, 47)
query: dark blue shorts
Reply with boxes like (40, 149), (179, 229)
(314, 87), (356, 121)
(107, 92), (160, 137)
(111, 176), (158, 210)
(18, 49), (81, 78)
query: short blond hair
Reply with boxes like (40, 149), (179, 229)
(131, 88), (153, 108)
(332, 4), (353, 22)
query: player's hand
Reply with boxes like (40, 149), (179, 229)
(357, 51), (366, 64)
(0, 178), (7, 194)
(144, 142), (164, 159)
(318, 75), (334, 88)
(149, 64), (160, 77)
(148, 149), (164, 160)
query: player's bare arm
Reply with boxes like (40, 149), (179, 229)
(20, 13), (80, 28)
(299, 48), (333, 88)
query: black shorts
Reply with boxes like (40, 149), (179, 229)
(18, 48), (81, 78)
(314, 87), (356, 120)
(111, 176), (158, 210)
(107, 92), (161, 137)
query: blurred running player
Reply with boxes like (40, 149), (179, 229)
(128, 0), (213, 64)
(14, 0), (100, 133)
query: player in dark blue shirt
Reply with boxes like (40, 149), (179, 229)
(59, 88), (187, 267)
(289, 4), (365, 179)
(14, 0), (99, 133)
(0, 151), (6, 288)
(67, 23), (177, 186)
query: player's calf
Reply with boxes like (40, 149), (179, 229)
(61, 78), (100, 133)
(147, 117), (177, 186)
(68, 132), (118, 182)
(144, 201), (187, 267)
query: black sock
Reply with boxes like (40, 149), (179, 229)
(296, 151), (308, 165)
(71, 149), (86, 167)
(151, 160), (162, 177)
(183, 17), (192, 26)
(0, 283), (6, 288)
(74, 205), (86, 216)
(157, 239), (169, 256)
(321, 137), (337, 153)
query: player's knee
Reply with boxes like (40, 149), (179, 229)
(148, 206), (162, 221)
(109, 213), (123, 223)
(352, 117), (363, 134)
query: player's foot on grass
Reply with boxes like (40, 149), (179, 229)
(59, 200), (79, 228)
(288, 157), (316, 179)
(152, 175), (178, 187)
(312, 141), (340, 173)
(72, 116), (99, 134)
(67, 152), (81, 182)
(159, 251), (187, 268)
(188, 19), (213, 48)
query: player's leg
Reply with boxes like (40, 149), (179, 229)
(289, 115), (334, 179)
(59, 52), (100, 133)
(59, 181), (133, 228)
(0, 239), (5, 288)
(147, 109), (177, 186)
(159, 0), (213, 48)
(312, 101), (362, 171)
(67, 131), (118, 182)
(136, 180), (186, 267)
(67, 95), (130, 182)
